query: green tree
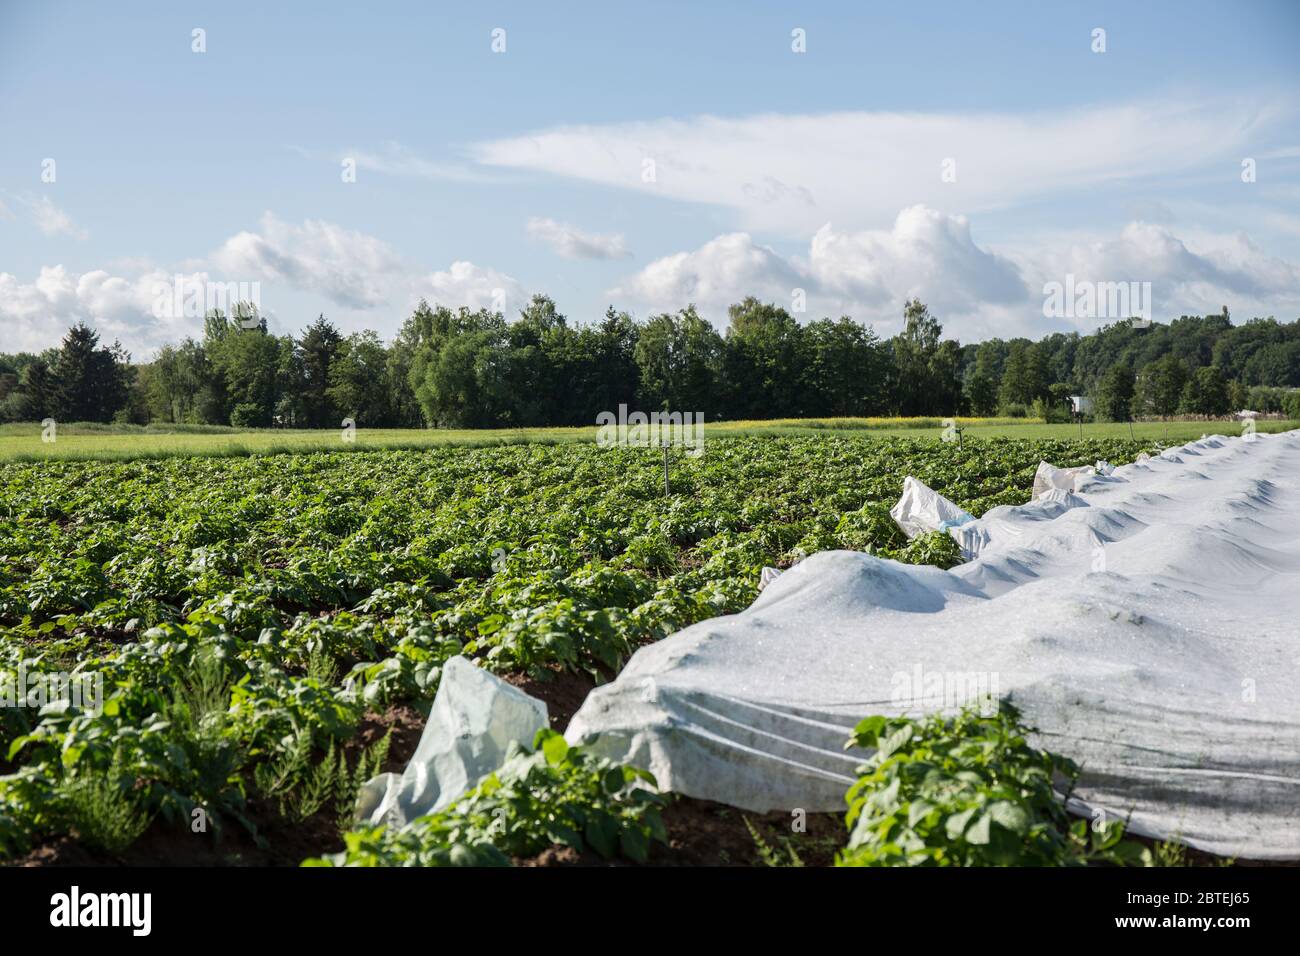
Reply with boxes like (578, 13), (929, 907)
(424, 328), (510, 427)
(1229, 379), (1249, 412)
(997, 340), (1050, 410)
(571, 307), (640, 420)
(298, 315), (344, 427)
(722, 298), (807, 419)
(1094, 364), (1136, 422)
(1284, 390), (1300, 421)
(387, 301), (435, 426)
(0, 354), (58, 421)
(328, 331), (393, 425)
(635, 306), (724, 416)
(1136, 354), (1190, 418)
(506, 295), (575, 426)
(1179, 365), (1231, 416)
(963, 370), (998, 416)
(408, 305), (511, 427)
(50, 323), (131, 422)
(972, 339), (1008, 383)
(930, 339), (964, 415)
(891, 299), (942, 416)
(145, 340), (211, 423)
(801, 317), (889, 417)
(885, 299), (963, 416)
(206, 304), (286, 427)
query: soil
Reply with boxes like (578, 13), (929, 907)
(502, 665), (603, 731)
(656, 798), (844, 867)
(10, 806), (342, 868)
(347, 703), (427, 773)
(512, 799), (844, 867)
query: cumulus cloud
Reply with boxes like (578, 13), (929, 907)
(476, 97), (1288, 235)
(421, 261), (526, 314)
(808, 207), (1026, 313)
(526, 217), (630, 259)
(6, 207), (1297, 358)
(1025, 222), (1300, 323)
(0, 265), (218, 354)
(0, 213), (431, 354)
(211, 212), (402, 309)
(611, 206), (1300, 339)
(0, 211), (533, 354)
(612, 232), (802, 306)
(613, 206), (1027, 330)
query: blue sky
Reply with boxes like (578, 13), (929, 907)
(2, 0), (1298, 356)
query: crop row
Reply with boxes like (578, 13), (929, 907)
(0, 435), (1151, 861)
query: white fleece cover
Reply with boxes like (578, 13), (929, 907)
(566, 431), (1300, 859)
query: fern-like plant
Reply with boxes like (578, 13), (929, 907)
(60, 754), (154, 855)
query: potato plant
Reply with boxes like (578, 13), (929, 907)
(308, 730), (667, 867)
(0, 435), (1151, 861)
(837, 704), (1152, 867)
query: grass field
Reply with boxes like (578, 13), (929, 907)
(3, 416), (1292, 461)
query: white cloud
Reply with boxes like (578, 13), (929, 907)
(6, 207), (1296, 359)
(0, 213), (417, 354)
(1259, 145), (1300, 160)
(421, 261), (525, 314)
(313, 141), (496, 183)
(526, 217), (630, 259)
(613, 206), (1027, 329)
(211, 212), (402, 309)
(612, 206), (1300, 339)
(611, 232), (802, 307)
(4, 193), (89, 239)
(476, 97), (1289, 235)
(0, 265), (215, 355)
(29, 196), (88, 239)
(0, 214), (531, 354)
(1026, 222), (1300, 321)
(807, 206), (1026, 314)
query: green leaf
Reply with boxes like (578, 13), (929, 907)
(986, 800), (1029, 835)
(907, 800), (935, 829)
(585, 812), (618, 858)
(851, 715), (889, 747)
(541, 734), (570, 766)
(620, 825), (649, 863)
(877, 724), (914, 759)
(6, 736), (35, 762)
(944, 806), (978, 841)
(965, 811), (992, 845)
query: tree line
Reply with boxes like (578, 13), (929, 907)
(2, 296), (1298, 428)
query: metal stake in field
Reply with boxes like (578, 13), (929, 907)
(1069, 395), (1090, 442)
(662, 441), (671, 495)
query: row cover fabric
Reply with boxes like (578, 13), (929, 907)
(889, 475), (975, 538)
(892, 460), (1118, 560)
(565, 432), (1300, 860)
(1031, 461), (1095, 500)
(355, 656), (547, 828)
(1030, 460), (1115, 498)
